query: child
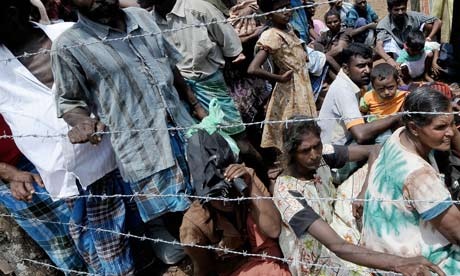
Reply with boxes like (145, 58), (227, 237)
(248, 0), (317, 151)
(360, 63), (407, 143)
(397, 30), (435, 83)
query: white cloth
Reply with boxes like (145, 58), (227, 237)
(0, 22), (117, 198)
(318, 70), (364, 145)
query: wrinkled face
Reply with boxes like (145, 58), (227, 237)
(270, 0), (292, 25)
(390, 3), (407, 22)
(373, 75), (398, 100)
(72, 0), (119, 23)
(413, 110), (455, 152)
(293, 133), (323, 172)
(325, 14), (341, 33)
(345, 55), (373, 86)
(355, 0), (367, 12)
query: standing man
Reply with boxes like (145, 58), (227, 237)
(375, 0), (442, 68)
(0, 0), (140, 275)
(143, 0), (265, 176)
(52, 0), (205, 266)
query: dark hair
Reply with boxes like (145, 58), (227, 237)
(282, 115), (321, 168)
(405, 30), (425, 51)
(403, 87), (451, 128)
(0, 0), (32, 21)
(370, 63), (399, 83)
(324, 8), (341, 22)
(387, 0), (408, 10)
(342, 42), (373, 64)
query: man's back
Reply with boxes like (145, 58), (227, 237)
(151, 0), (242, 80)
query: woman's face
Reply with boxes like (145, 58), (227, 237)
(293, 133), (323, 172)
(414, 108), (455, 152)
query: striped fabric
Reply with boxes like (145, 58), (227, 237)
(51, 7), (195, 183)
(0, 157), (86, 274)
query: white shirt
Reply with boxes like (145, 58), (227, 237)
(318, 69), (365, 145)
(0, 22), (117, 198)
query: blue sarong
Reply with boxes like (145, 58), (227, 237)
(68, 170), (139, 275)
(129, 129), (193, 222)
(0, 157), (86, 274)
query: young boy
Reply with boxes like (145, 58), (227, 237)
(360, 63), (407, 143)
(397, 30), (435, 83)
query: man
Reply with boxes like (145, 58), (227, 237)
(375, 0), (442, 68)
(0, 0), (141, 275)
(316, 9), (352, 76)
(318, 43), (401, 146)
(144, 0), (265, 177)
(52, 0), (206, 266)
(345, 0), (378, 45)
(328, 0), (354, 24)
(0, 116), (86, 273)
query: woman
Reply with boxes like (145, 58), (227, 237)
(361, 87), (460, 275)
(273, 115), (445, 276)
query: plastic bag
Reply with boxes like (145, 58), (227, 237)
(186, 98), (240, 156)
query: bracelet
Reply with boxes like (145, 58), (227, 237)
(190, 101), (199, 107)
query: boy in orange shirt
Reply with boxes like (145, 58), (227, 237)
(360, 63), (407, 143)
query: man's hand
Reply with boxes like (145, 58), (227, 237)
(193, 103), (208, 121)
(1, 164), (44, 202)
(386, 58), (400, 70)
(232, 53), (246, 64)
(394, 256), (445, 276)
(68, 118), (105, 144)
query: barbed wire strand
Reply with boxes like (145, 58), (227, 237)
(0, 0), (337, 63)
(1, 111), (459, 140)
(1, 190), (459, 205)
(21, 258), (96, 276)
(1, 212), (413, 276)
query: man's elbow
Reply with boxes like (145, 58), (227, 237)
(351, 130), (368, 144)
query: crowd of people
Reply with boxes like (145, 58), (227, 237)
(0, 0), (459, 275)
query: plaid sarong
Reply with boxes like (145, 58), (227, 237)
(67, 170), (141, 276)
(130, 129), (193, 222)
(0, 157), (86, 274)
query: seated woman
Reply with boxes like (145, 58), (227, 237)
(361, 87), (460, 275)
(273, 116), (445, 276)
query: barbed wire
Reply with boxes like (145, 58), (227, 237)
(1, 190), (459, 205)
(1, 111), (459, 140)
(21, 258), (96, 275)
(0, 211), (416, 276)
(0, 0), (337, 63)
